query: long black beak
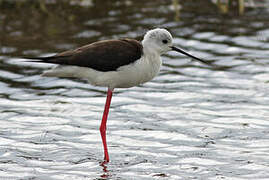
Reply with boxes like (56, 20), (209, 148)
(171, 46), (209, 65)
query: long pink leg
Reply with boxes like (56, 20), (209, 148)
(99, 88), (113, 163)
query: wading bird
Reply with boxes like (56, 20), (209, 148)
(26, 28), (208, 163)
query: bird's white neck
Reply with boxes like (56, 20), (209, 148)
(142, 39), (162, 56)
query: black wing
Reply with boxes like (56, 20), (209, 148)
(25, 39), (143, 72)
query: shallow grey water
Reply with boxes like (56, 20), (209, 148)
(1, 0), (269, 179)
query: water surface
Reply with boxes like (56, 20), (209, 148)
(1, 0), (269, 179)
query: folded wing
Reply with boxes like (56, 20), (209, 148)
(25, 39), (143, 72)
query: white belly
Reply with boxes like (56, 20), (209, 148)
(42, 56), (162, 89)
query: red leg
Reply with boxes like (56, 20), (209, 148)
(99, 88), (113, 163)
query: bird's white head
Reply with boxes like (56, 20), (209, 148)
(142, 28), (173, 55)
(142, 28), (209, 65)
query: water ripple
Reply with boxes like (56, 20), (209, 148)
(1, 0), (269, 179)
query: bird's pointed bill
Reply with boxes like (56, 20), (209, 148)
(171, 46), (209, 65)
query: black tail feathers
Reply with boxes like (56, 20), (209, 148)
(23, 56), (54, 63)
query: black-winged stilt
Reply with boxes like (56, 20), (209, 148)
(26, 28), (208, 163)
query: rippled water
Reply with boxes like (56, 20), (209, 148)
(1, 0), (269, 179)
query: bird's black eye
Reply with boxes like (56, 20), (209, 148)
(162, 39), (168, 44)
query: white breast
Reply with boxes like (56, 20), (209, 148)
(112, 54), (162, 88)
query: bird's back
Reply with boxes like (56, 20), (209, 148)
(26, 39), (143, 72)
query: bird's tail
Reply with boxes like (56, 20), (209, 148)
(23, 56), (55, 63)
